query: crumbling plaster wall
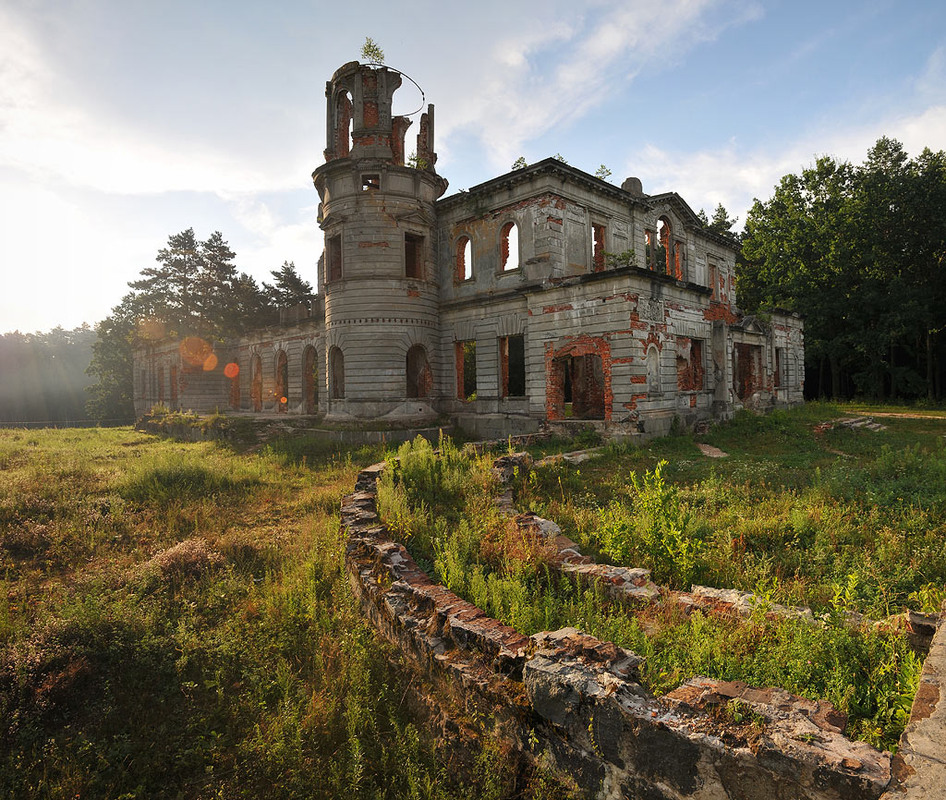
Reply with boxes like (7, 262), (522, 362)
(432, 161), (802, 435)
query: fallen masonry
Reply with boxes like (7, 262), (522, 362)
(340, 451), (946, 799)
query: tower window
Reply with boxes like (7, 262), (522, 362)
(362, 174), (380, 191)
(328, 234), (342, 282)
(405, 233), (424, 280)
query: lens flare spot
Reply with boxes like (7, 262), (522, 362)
(224, 362), (240, 379)
(203, 353), (219, 372)
(179, 337), (213, 367)
(280, 396), (288, 404)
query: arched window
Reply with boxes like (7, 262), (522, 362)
(251, 354), (263, 412)
(406, 345), (431, 398)
(500, 222), (519, 271)
(274, 350), (288, 413)
(456, 236), (473, 282)
(657, 217), (672, 275)
(335, 91), (352, 158)
(303, 346), (319, 414)
(329, 347), (345, 399)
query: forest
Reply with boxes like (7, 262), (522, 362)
(738, 137), (946, 401)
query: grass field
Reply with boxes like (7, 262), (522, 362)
(2, 403), (944, 796)
(0, 428), (551, 799)
(378, 403), (946, 752)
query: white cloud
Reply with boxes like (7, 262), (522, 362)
(628, 103), (946, 228)
(0, 7), (300, 197)
(437, 0), (761, 171)
(222, 193), (323, 285)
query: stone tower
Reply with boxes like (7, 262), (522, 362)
(313, 61), (448, 421)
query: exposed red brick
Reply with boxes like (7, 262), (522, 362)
(542, 303), (573, 314)
(631, 375), (647, 384)
(358, 241), (390, 248)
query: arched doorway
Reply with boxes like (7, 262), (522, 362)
(251, 354), (263, 412)
(406, 345), (432, 398)
(303, 346), (319, 414)
(274, 351), (288, 413)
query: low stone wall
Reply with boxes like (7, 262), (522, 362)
(341, 459), (910, 799)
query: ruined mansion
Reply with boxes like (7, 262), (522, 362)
(133, 61), (804, 437)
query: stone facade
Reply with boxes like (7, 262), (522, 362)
(134, 61), (804, 436)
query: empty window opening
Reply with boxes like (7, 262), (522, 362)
(329, 347), (345, 400)
(229, 366), (241, 410)
(335, 91), (352, 159)
(405, 233), (424, 279)
(251, 355), (263, 412)
(303, 346), (319, 414)
(673, 241), (684, 281)
(733, 343), (764, 400)
(549, 354), (605, 419)
(500, 222), (519, 271)
(676, 338), (704, 391)
(328, 234), (342, 282)
(709, 261), (719, 300)
(157, 366), (165, 404)
(406, 345), (432, 399)
(169, 366), (178, 408)
(456, 237), (473, 282)
(592, 224), (606, 272)
(275, 350), (288, 413)
(645, 230), (655, 269)
(775, 347), (786, 389)
(657, 217), (672, 275)
(456, 340), (477, 400)
(361, 173), (380, 191)
(139, 369), (146, 398)
(501, 335), (526, 397)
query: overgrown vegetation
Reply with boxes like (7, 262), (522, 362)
(379, 406), (943, 751)
(0, 428), (567, 799)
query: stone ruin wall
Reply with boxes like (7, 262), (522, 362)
(341, 450), (946, 799)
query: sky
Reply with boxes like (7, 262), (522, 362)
(2, 0), (945, 334)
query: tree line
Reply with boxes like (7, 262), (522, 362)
(0, 326), (98, 425)
(738, 137), (946, 401)
(86, 228), (316, 422)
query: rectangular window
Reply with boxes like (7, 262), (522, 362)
(592, 224), (606, 272)
(405, 233), (424, 279)
(328, 234), (342, 282)
(775, 347), (785, 388)
(456, 340), (477, 400)
(645, 230), (655, 269)
(501, 335), (526, 397)
(362, 174), (380, 191)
